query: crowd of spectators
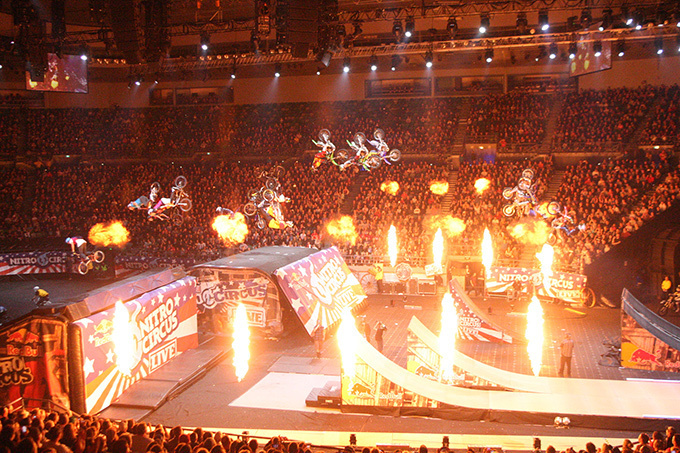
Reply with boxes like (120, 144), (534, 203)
(639, 85), (680, 147)
(466, 91), (550, 145)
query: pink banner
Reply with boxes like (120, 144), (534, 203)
(73, 277), (198, 413)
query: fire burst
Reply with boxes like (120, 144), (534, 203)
(112, 301), (134, 376)
(89, 221), (130, 247)
(433, 228), (444, 267)
(481, 228), (493, 278)
(426, 215), (466, 238)
(439, 293), (458, 382)
(536, 243), (554, 291)
(325, 216), (358, 245)
(429, 181), (449, 195)
(232, 303), (251, 382)
(212, 212), (249, 244)
(380, 181), (400, 195)
(508, 218), (551, 246)
(525, 295), (545, 376)
(387, 225), (398, 267)
(474, 178), (491, 195)
(338, 308), (359, 381)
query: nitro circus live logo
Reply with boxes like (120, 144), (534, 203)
(199, 279), (268, 310)
(3, 252), (66, 267)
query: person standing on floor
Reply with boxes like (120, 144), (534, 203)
(558, 332), (574, 377)
(374, 321), (387, 353)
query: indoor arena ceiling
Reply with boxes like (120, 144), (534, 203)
(0, 0), (679, 79)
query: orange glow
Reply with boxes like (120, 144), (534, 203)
(433, 228), (444, 267)
(338, 308), (359, 381)
(325, 216), (358, 245)
(380, 180), (400, 195)
(474, 178), (491, 195)
(429, 180), (449, 195)
(508, 218), (551, 246)
(212, 212), (249, 244)
(439, 292), (458, 382)
(88, 221), (130, 247)
(232, 303), (250, 382)
(112, 301), (134, 376)
(425, 215), (467, 238)
(536, 243), (554, 291)
(388, 225), (398, 267)
(525, 295), (545, 376)
(481, 228), (493, 278)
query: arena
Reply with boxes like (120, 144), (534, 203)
(1, 1), (680, 453)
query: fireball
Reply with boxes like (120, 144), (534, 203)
(338, 308), (359, 382)
(536, 243), (554, 291)
(325, 216), (358, 245)
(380, 181), (400, 195)
(508, 218), (551, 246)
(212, 212), (249, 244)
(232, 303), (251, 382)
(429, 181), (449, 195)
(426, 215), (466, 238)
(387, 225), (398, 267)
(481, 228), (493, 278)
(112, 301), (134, 376)
(439, 292), (458, 382)
(474, 178), (491, 195)
(433, 228), (444, 267)
(89, 221), (130, 247)
(525, 295), (545, 376)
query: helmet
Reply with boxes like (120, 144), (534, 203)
(33, 286), (39, 292)
(65, 237), (71, 244)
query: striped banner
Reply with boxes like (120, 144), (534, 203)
(0, 251), (70, 275)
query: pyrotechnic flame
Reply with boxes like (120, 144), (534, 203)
(429, 181), (449, 195)
(325, 216), (358, 245)
(439, 293), (458, 382)
(433, 228), (444, 267)
(212, 212), (249, 244)
(88, 221), (130, 247)
(536, 243), (554, 291)
(474, 178), (491, 195)
(112, 301), (134, 376)
(481, 228), (493, 278)
(232, 303), (251, 382)
(380, 181), (400, 195)
(388, 225), (398, 267)
(425, 215), (466, 238)
(338, 308), (359, 381)
(525, 295), (545, 376)
(508, 218), (551, 246)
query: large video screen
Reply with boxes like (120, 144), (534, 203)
(26, 53), (88, 93)
(570, 39), (612, 77)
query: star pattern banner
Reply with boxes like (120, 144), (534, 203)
(486, 266), (587, 304)
(449, 279), (513, 343)
(73, 277), (198, 414)
(274, 247), (366, 335)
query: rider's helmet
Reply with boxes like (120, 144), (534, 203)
(33, 286), (39, 292)
(65, 237), (71, 244)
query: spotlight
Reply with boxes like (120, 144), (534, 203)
(342, 56), (350, 73)
(677, 34), (680, 52)
(0, 64), (3, 69)
(548, 42), (558, 59)
(516, 12), (528, 33)
(655, 36), (664, 54)
(80, 54), (88, 61)
(657, 9), (668, 27)
(316, 70), (321, 75)
(200, 32), (210, 51)
(447, 17), (458, 39)
(568, 42), (577, 59)
(538, 10), (549, 31)
(135, 80), (141, 86)
(392, 20), (403, 42)
(593, 40), (602, 56)
(391, 54), (401, 71)
(616, 40), (625, 57)
(230, 67), (236, 79)
(479, 14), (490, 34)
(675, 12), (680, 27)
(369, 55), (378, 71)
(425, 50), (433, 68)
(485, 48), (493, 63)
(404, 16), (415, 38)
(580, 8), (592, 28)
(632, 10), (644, 30)
(622, 6), (633, 26)
(274, 63), (281, 77)
(600, 8), (613, 31)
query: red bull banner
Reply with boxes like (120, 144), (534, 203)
(73, 277), (198, 413)
(0, 251), (70, 275)
(621, 288), (680, 373)
(486, 266), (586, 304)
(0, 318), (70, 409)
(449, 279), (513, 343)
(274, 247), (366, 335)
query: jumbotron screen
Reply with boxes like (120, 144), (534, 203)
(25, 53), (88, 93)
(570, 39), (612, 77)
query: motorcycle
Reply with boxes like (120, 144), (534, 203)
(150, 176), (193, 226)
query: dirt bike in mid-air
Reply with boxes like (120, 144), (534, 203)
(342, 129), (401, 171)
(243, 167), (293, 229)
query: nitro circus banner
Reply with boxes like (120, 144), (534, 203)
(0, 251), (70, 275)
(0, 318), (70, 410)
(274, 247), (366, 336)
(115, 256), (199, 278)
(73, 277), (198, 413)
(486, 266), (587, 304)
(449, 279), (513, 343)
(620, 289), (680, 373)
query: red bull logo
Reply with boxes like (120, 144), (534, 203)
(5, 329), (41, 357)
(630, 348), (662, 367)
(348, 382), (373, 398)
(415, 364), (437, 380)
